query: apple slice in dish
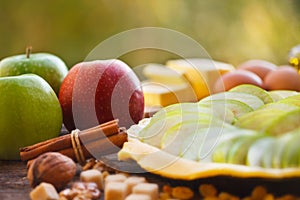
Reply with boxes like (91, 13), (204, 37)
(200, 91), (264, 110)
(235, 108), (300, 136)
(246, 137), (275, 167)
(160, 120), (235, 161)
(199, 99), (253, 118)
(225, 134), (263, 165)
(268, 133), (294, 168)
(259, 102), (300, 112)
(212, 129), (258, 163)
(268, 90), (299, 101)
(229, 84), (274, 104)
(132, 102), (234, 147)
(281, 129), (300, 168)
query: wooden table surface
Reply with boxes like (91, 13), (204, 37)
(2, 156), (300, 200)
(0, 161), (31, 200)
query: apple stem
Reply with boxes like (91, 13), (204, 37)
(26, 46), (32, 59)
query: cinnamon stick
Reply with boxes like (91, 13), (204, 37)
(79, 119), (119, 143)
(20, 120), (119, 153)
(19, 120), (127, 162)
(58, 132), (127, 161)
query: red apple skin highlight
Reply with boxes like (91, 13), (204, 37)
(59, 59), (144, 131)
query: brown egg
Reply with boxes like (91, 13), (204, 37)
(237, 59), (277, 80)
(264, 66), (300, 91)
(213, 70), (263, 93)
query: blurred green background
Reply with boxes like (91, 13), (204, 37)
(0, 0), (299, 68)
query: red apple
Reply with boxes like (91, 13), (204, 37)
(59, 59), (144, 131)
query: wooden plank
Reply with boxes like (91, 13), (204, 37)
(0, 161), (30, 200)
(2, 155), (300, 200)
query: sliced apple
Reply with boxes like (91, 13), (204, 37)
(212, 129), (258, 163)
(200, 92), (264, 110)
(161, 123), (235, 162)
(153, 102), (234, 124)
(199, 99), (253, 118)
(198, 126), (241, 162)
(278, 94), (300, 107)
(260, 102), (300, 112)
(137, 112), (208, 147)
(136, 102), (233, 148)
(262, 134), (291, 168)
(119, 138), (300, 180)
(278, 98), (300, 107)
(158, 102), (218, 117)
(283, 94), (300, 100)
(160, 120), (208, 160)
(226, 134), (262, 165)
(246, 137), (275, 167)
(160, 116), (233, 149)
(268, 90), (299, 101)
(281, 129), (300, 168)
(229, 84), (274, 104)
(235, 108), (300, 136)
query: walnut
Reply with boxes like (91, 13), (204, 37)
(27, 152), (77, 191)
(59, 182), (101, 200)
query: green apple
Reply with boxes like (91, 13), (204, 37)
(200, 91), (264, 110)
(0, 74), (62, 160)
(229, 84), (274, 104)
(0, 48), (68, 94)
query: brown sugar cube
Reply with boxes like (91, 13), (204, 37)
(105, 174), (127, 184)
(132, 183), (159, 200)
(30, 182), (59, 200)
(124, 176), (146, 193)
(125, 193), (152, 200)
(104, 182), (129, 200)
(80, 169), (104, 190)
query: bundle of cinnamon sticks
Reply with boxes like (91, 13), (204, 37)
(20, 120), (127, 163)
